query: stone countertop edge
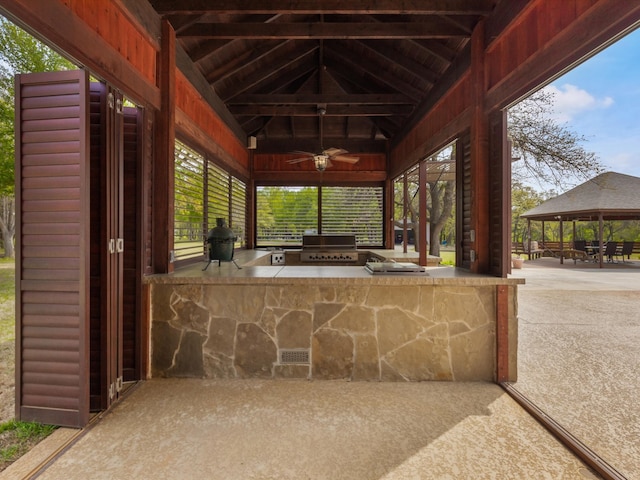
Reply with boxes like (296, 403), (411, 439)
(144, 249), (524, 286)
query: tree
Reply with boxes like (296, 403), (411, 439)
(0, 16), (74, 257)
(508, 89), (605, 190)
(511, 182), (549, 246)
(394, 144), (455, 257)
(508, 89), (606, 247)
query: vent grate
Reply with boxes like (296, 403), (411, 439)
(280, 349), (310, 364)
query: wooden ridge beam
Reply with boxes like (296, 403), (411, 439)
(229, 93), (414, 105)
(151, 0), (494, 16)
(178, 22), (470, 39)
(229, 105), (414, 116)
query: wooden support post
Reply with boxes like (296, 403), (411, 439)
(496, 284), (509, 382)
(153, 19), (176, 273)
(403, 173), (408, 254)
(558, 216), (564, 265)
(418, 160), (428, 266)
(470, 19), (489, 273)
(385, 177), (395, 250)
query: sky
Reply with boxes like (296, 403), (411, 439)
(537, 26), (640, 179)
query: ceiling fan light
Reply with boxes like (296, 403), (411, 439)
(313, 154), (328, 171)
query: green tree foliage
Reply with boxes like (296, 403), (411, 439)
(0, 17), (74, 256)
(511, 182), (549, 245)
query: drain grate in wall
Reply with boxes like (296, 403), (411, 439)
(280, 349), (310, 364)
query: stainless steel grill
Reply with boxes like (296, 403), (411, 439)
(300, 234), (359, 262)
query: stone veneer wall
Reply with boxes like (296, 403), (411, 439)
(150, 282), (516, 382)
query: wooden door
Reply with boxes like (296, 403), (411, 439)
(17, 70), (141, 427)
(15, 70), (92, 427)
(104, 86), (125, 408)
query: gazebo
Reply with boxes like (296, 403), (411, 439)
(521, 172), (640, 266)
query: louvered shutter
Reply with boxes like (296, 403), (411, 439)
(15, 70), (91, 427)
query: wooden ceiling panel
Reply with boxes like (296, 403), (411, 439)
(150, 0), (499, 155)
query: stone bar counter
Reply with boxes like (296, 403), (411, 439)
(145, 250), (523, 383)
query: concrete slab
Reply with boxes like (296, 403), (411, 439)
(30, 379), (597, 480)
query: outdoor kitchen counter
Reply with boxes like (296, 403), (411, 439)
(145, 249), (522, 383)
(145, 249), (523, 286)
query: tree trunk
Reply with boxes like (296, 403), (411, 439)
(427, 181), (455, 257)
(0, 196), (16, 257)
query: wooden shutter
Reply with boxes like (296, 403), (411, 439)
(15, 70), (91, 427)
(457, 132), (472, 269)
(122, 106), (141, 381)
(488, 110), (510, 277)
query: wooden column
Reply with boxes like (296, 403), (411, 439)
(470, 19), (490, 273)
(418, 160), (428, 266)
(496, 284), (509, 382)
(384, 177), (395, 250)
(153, 19), (176, 273)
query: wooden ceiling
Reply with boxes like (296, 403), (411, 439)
(149, 0), (499, 155)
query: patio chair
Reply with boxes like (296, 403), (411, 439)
(603, 241), (618, 263)
(573, 240), (592, 261)
(616, 241), (634, 262)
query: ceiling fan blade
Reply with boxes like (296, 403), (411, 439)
(291, 150), (316, 156)
(287, 157), (311, 164)
(323, 148), (347, 156)
(331, 155), (359, 164)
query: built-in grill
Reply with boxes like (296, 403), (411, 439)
(300, 234), (359, 262)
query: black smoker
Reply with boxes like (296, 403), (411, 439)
(203, 218), (241, 270)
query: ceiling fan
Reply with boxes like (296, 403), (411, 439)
(287, 106), (359, 172)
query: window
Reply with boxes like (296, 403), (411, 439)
(256, 185), (383, 247)
(322, 187), (383, 246)
(174, 140), (246, 262)
(174, 142), (205, 260)
(256, 186), (318, 247)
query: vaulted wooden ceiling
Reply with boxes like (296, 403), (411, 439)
(149, 0), (499, 155)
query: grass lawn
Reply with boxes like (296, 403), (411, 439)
(0, 256), (57, 472)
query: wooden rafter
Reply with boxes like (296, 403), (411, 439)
(177, 22), (471, 39)
(228, 104), (414, 116)
(228, 93), (413, 105)
(151, 0), (495, 15)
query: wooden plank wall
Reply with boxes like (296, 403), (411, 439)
(67, 0), (157, 87)
(175, 71), (250, 178)
(253, 153), (387, 184)
(390, 75), (472, 178)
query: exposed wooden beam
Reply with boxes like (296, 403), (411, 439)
(219, 46), (318, 101)
(178, 22), (470, 39)
(256, 138), (387, 153)
(151, 0), (495, 15)
(229, 93), (414, 105)
(252, 170), (387, 184)
(229, 104), (413, 116)
(206, 40), (291, 83)
(352, 40), (439, 85)
(324, 45), (425, 100)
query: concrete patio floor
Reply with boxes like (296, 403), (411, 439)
(510, 257), (640, 480)
(6, 256), (639, 479)
(6, 379), (597, 480)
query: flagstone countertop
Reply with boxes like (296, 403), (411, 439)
(145, 249), (524, 286)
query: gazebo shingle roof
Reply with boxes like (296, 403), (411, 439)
(521, 171), (640, 221)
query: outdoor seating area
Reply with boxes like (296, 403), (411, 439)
(541, 240), (638, 264)
(519, 172), (640, 268)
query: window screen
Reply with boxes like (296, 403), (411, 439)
(256, 186), (383, 247)
(174, 140), (247, 261)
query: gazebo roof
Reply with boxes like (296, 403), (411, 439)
(521, 172), (640, 221)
